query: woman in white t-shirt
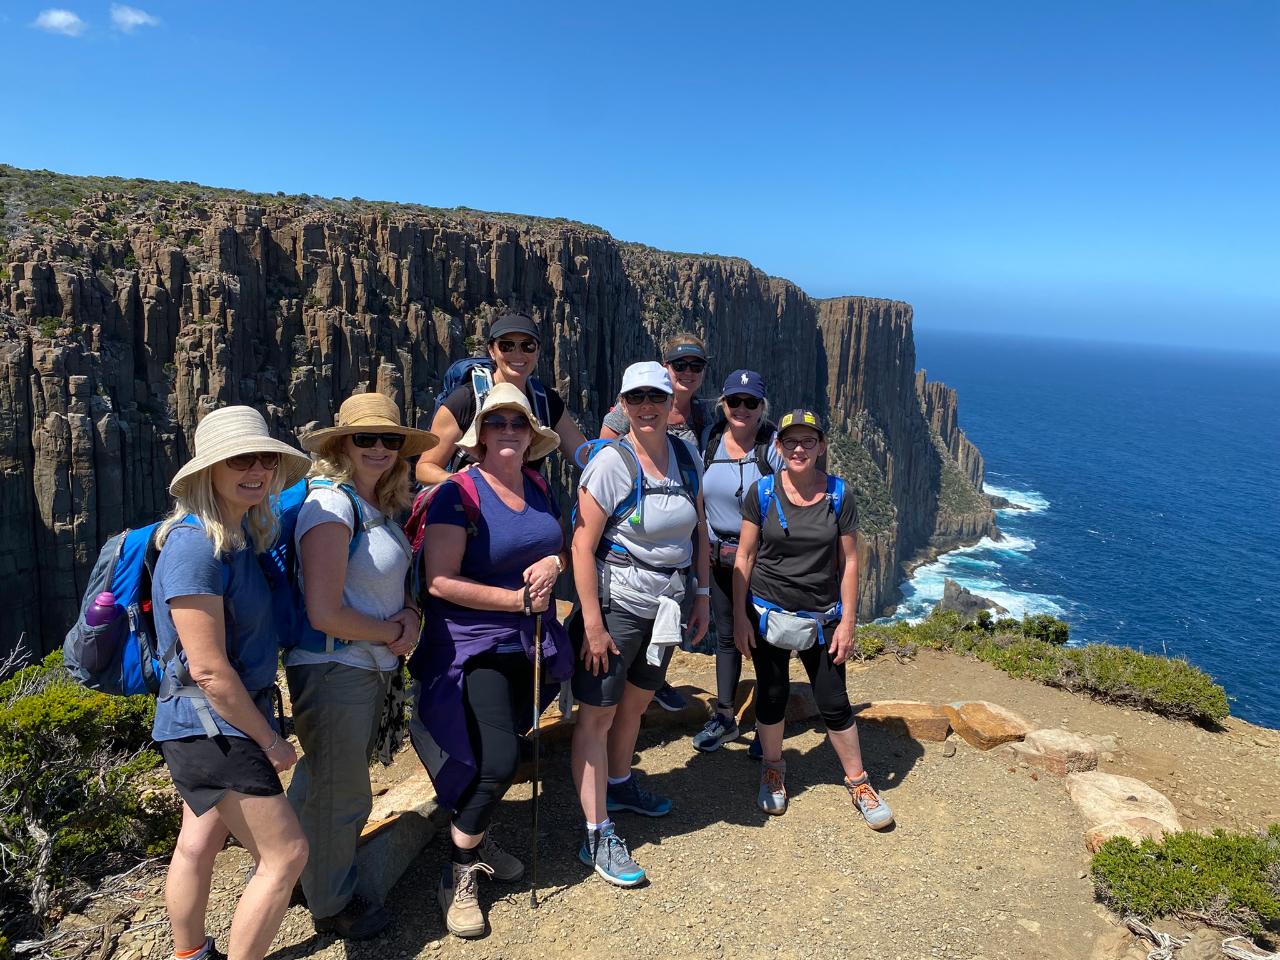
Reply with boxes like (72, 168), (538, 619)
(570, 361), (710, 888)
(289, 394), (437, 940)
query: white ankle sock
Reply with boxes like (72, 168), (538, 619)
(607, 773), (630, 786)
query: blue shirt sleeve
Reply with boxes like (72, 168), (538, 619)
(157, 525), (225, 602)
(426, 479), (470, 528)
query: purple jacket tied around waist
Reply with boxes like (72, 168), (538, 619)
(408, 605), (573, 811)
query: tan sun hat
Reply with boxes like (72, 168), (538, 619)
(300, 392), (439, 458)
(169, 406), (313, 498)
(456, 382), (561, 462)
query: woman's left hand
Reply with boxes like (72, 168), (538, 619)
(523, 556), (561, 597)
(686, 595), (711, 646)
(386, 608), (420, 657)
(829, 621), (856, 666)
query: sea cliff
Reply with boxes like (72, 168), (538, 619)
(0, 165), (995, 655)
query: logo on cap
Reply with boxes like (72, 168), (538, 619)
(740, 372), (749, 385)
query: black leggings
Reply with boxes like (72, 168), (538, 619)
(710, 564), (743, 710)
(452, 651), (534, 836)
(747, 612), (854, 731)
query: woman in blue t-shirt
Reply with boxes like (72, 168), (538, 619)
(150, 406), (312, 960)
(408, 382), (574, 940)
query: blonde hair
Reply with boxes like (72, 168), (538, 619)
(156, 465), (286, 556)
(309, 438), (413, 515)
(662, 332), (706, 358)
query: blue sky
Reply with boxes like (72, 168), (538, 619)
(2, 1), (1277, 350)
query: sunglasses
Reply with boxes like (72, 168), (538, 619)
(481, 415), (532, 432)
(779, 435), (820, 451)
(668, 358), (706, 374)
(496, 338), (539, 354)
(622, 389), (671, 406)
(224, 452), (280, 471)
(352, 432), (406, 451)
(726, 396), (761, 410)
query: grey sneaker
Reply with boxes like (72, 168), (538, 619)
(758, 761), (788, 815)
(477, 832), (524, 882)
(693, 712), (740, 752)
(844, 773), (894, 830)
(577, 824), (646, 887)
(437, 860), (494, 938)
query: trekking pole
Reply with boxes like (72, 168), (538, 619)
(530, 610), (543, 909)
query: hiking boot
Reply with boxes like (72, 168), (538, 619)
(477, 832), (524, 882)
(758, 761), (788, 815)
(437, 861), (494, 938)
(844, 773), (894, 830)
(178, 937), (224, 960)
(692, 712), (739, 753)
(607, 773), (672, 817)
(312, 895), (391, 941)
(653, 682), (687, 712)
(748, 730), (762, 760)
(577, 824), (646, 887)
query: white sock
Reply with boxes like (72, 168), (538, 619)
(586, 818), (612, 834)
(607, 773), (631, 786)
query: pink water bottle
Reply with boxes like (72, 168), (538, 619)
(84, 591), (126, 671)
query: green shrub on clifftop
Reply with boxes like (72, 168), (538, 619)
(856, 610), (1230, 724)
(0, 652), (180, 933)
(1091, 826), (1280, 935)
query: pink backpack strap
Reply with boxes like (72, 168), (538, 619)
(450, 469), (482, 531)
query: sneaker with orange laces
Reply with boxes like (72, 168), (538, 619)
(758, 760), (787, 815)
(844, 773), (894, 830)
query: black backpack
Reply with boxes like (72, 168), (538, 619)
(701, 417), (777, 479)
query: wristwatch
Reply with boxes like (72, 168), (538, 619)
(695, 584), (711, 597)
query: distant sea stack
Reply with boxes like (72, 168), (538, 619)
(0, 164), (996, 655)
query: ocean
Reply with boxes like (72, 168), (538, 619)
(888, 330), (1280, 730)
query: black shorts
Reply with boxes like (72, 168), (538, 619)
(159, 735), (283, 816)
(569, 603), (674, 707)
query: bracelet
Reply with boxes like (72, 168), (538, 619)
(522, 584), (533, 616)
(263, 734), (280, 753)
(551, 555), (564, 574)
(695, 585), (711, 597)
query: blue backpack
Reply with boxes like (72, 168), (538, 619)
(63, 517), (226, 697)
(259, 479), (384, 654)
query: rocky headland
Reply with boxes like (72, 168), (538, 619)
(0, 164), (995, 657)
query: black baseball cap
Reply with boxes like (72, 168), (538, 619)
(777, 409), (826, 437)
(663, 341), (708, 363)
(487, 313), (541, 343)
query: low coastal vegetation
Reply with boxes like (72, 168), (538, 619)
(1091, 827), (1280, 936)
(856, 610), (1231, 725)
(0, 651), (179, 937)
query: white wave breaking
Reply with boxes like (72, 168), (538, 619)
(984, 482), (1050, 514)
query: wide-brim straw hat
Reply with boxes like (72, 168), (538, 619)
(457, 382), (561, 462)
(169, 406), (313, 498)
(300, 393), (439, 458)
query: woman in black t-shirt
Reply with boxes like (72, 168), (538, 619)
(416, 313), (587, 485)
(732, 409), (895, 830)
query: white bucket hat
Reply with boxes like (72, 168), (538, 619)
(169, 406), (312, 498)
(456, 382), (561, 462)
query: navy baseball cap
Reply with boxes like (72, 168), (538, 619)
(487, 312), (541, 343)
(722, 369), (766, 400)
(663, 341), (708, 363)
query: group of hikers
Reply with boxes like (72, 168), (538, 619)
(131, 314), (894, 959)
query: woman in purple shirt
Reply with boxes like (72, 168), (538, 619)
(408, 383), (574, 939)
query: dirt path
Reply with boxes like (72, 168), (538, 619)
(106, 650), (1279, 960)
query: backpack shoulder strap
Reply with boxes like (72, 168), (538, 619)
(528, 377), (552, 428)
(449, 469), (483, 535)
(310, 479), (374, 556)
(671, 438), (700, 500)
(469, 364), (494, 408)
(701, 420), (726, 469)
(757, 475), (777, 528)
(827, 475), (846, 521)
(522, 465), (552, 500)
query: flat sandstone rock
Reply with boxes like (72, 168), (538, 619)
(854, 701), (951, 742)
(1066, 771), (1181, 846)
(944, 700), (1032, 750)
(1004, 728), (1099, 775)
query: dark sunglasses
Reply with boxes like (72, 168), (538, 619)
(496, 338), (539, 354)
(352, 432), (406, 451)
(726, 395), (761, 410)
(622, 389), (670, 406)
(224, 452), (280, 471)
(779, 435), (820, 451)
(481, 415), (532, 432)
(668, 358), (706, 373)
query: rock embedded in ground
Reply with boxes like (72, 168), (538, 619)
(1065, 771), (1181, 850)
(855, 700), (952, 741)
(1003, 728), (1099, 775)
(944, 700), (1032, 750)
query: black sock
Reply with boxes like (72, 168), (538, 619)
(451, 840), (480, 865)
